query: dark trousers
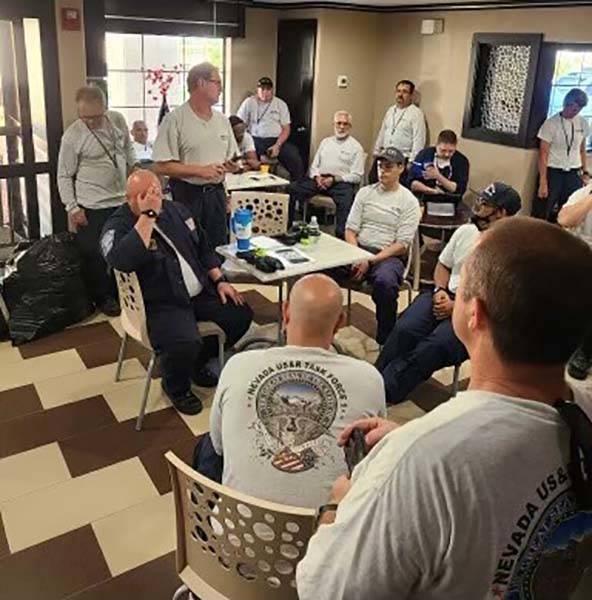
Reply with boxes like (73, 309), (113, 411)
(150, 293), (253, 397)
(254, 136), (305, 181)
(76, 205), (119, 306)
(532, 167), (582, 222)
(376, 292), (468, 404)
(169, 179), (228, 251)
(289, 178), (355, 238)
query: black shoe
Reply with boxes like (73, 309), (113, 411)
(161, 382), (203, 415)
(192, 366), (219, 388)
(567, 348), (592, 381)
(98, 297), (121, 317)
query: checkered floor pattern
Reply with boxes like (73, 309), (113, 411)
(0, 284), (470, 599)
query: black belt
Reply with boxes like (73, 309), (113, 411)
(190, 182), (224, 192)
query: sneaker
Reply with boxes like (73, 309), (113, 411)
(98, 297), (121, 317)
(161, 382), (203, 415)
(567, 347), (592, 381)
(192, 366), (219, 388)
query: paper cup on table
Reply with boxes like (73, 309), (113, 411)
(260, 164), (270, 174)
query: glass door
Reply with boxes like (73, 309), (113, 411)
(0, 2), (63, 260)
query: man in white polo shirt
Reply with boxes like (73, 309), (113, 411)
(559, 183), (592, 380)
(537, 88), (590, 222)
(376, 182), (522, 404)
(130, 120), (153, 162)
(289, 111), (364, 237)
(237, 77), (304, 180)
(370, 80), (426, 183)
(343, 147), (421, 345)
(153, 62), (238, 251)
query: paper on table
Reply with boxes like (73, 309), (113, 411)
(269, 246), (314, 267)
(250, 236), (284, 250)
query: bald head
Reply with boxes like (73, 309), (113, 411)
(285, 274), (344, 343)
(126, 169), (162, 215)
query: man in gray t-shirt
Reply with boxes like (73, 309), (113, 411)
(343, 146), (420, 345)
(57, 86), (136, 315)
(205, 274), (386, 509)
(153, 62), (238, 251)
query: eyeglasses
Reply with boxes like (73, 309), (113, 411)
(80, 114), (104, 124)
(335, 121), (351, 127)
(207, 79), (223, 87)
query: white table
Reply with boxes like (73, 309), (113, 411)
(217, 233), (374, 283)
(225, 171), (290, 192)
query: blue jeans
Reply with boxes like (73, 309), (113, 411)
(376, 292), (468, 404)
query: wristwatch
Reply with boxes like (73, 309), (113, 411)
(141, 209), (158, 219)
(433, 286), (446, 295)
(212, 275), (228, 287)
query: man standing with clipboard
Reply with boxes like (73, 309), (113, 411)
(58, 86), (137, 316)
(537, 88), (590, 222)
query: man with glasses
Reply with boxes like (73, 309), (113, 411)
(57, 86), (137, 316)
(237, 77), (304, 180)
(342, 147), (421, 345)
(153, 62), (238, 251)
(288, 111), (365, 237)
(537, 87), (590, 222)
(376, 182), (521, 404)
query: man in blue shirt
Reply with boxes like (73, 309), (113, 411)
(408, 129), (470, 201)
(101, 170), (253, 415)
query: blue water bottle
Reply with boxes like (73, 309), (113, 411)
(231, 208), (253, 251)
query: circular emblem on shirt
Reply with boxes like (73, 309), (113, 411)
(256, 369), (338, 473)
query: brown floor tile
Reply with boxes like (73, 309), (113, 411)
(18, 322), (120, 360)
(65, 552), (179, 600)
(242, 289), (281, 325)
(0, 395), (115, 459)
(413, 378), (452, 413)
(77, 335), (152, 370)
(0, 525), (110, 600)
(0, 513), (9, 560)
(140, 436), (196, 495)
(60, 407), (194, 478)
(0, 384), (42, 424)
(349, 302), (377, 339)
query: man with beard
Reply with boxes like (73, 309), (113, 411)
(375, 182), (521, 404)
(288, 111), (365, 237)
(205, 274), (386, 509)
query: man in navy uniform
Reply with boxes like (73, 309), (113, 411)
(101, 170), (253, 415)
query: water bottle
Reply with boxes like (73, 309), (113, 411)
(231, 208), (253, 251)
(308, 215), (321, 243)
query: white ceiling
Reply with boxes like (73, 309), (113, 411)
(262, 0), (530, 6)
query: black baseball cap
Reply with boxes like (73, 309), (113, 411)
(478, 182), (522, 215)
(257, 77), (274, 88)
(375, 147), (406, 165)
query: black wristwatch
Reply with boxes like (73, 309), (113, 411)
(141, 209), (158, 219)
(433, 286), (446, 295)
(213, 275), (228, 287)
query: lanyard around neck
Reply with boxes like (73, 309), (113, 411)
(256, 99), (273, 125)
(85, 116), (119, 170)
(391, 107), (408, 135)
(560, 116), (576, 158)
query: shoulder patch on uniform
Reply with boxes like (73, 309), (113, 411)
(185, 217), (196, 231)
(100, 229), (115, 258)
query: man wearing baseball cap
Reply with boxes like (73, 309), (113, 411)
(376, 181), (522, 404)
(344, 146), (421, 344)
(237, 77), (304, 180)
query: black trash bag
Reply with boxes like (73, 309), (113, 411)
(2, 232), (94, 345)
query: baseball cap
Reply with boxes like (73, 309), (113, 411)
(375, 147), (406, 165)
(257, 77), (274, 88)
(478, 182), (522, 215)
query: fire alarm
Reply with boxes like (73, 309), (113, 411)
(61, 8), (81, 31)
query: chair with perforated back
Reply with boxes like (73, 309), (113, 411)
(114, 270), (226, 431)
(166, 451), (317, 600)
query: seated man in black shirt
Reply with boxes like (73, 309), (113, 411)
(408, 129), (470, 201)
(101, 170), (253, 415)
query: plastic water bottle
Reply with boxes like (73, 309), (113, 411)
(309, 215), (321, 243)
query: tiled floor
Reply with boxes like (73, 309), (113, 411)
(0, 284), (466, 599)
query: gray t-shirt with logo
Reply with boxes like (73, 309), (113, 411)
(210, 345), (386, 509)
(153, 102), (238, 185)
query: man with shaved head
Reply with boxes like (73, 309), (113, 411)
(100, 170), (252, 416)
(205, 273), (386, 508)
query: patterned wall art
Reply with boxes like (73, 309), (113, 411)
(462, 34), (543, 148)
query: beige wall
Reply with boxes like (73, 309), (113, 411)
(54, 0), (86, 128)
(373, 6), (592, 210)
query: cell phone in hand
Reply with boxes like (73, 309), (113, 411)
(344, 427), (368, 476)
